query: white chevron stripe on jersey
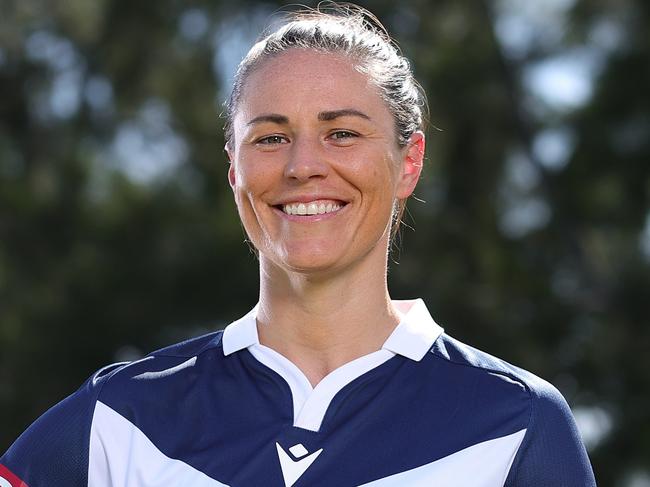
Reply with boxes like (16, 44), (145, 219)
(89, 401), (230, 487)
(358, 429), (527, 487)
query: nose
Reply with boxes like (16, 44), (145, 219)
(283, 136), (329, 182)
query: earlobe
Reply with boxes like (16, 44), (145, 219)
(228, 164), (236, 190)
(225, 145), (237, 190)
(396, 131), (425, 199)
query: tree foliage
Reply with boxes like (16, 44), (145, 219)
(1, 1), (648, 484)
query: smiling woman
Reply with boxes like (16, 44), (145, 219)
(226, 48), (422, 279)
(1, 3), (596, 487)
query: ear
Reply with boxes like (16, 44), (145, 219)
(396, 131), (425, 199)
(225, 145), (236, 190)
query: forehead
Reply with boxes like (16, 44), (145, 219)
(235, 49), (390, 122)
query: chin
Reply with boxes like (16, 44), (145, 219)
(272, 244), (347, 275)
(283, 253), (340, 274)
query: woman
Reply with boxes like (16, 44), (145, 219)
(1, 4), (596, 486)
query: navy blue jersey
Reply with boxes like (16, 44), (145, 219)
(1, 299), (596, 486)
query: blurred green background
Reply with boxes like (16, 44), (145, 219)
(1, 0), (649, 484)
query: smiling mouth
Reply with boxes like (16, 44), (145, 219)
(278, 200), (346, 216)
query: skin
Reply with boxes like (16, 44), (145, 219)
(227, 49), (425, 386)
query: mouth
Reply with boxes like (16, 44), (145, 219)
(275, 199), (347, 216)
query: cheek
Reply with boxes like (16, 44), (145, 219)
(232, 160), (257, 195)
(231, 160), (275, 215)
(370, 154), (401, 197)
(229, 164), (254, 215)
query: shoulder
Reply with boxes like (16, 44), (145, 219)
(85, 330), (231, 447)
(430, 332), (567, 408)
(0, 331), (225, 485)
(0, 361), (128, 485)
(430, 333), (584, 449)
(149, 329), (224, 358)
(3, 359), (129, 455)
(96, 330), (224, 393)
(429, 334), (595, 485)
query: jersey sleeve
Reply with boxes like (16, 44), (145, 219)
(505, 379), (597, 486)
(0, 363), (126, 487)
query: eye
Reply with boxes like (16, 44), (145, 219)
(328, 130), (359, 146)
(329, 130), (358, 140)
(256, 135), (289, 145)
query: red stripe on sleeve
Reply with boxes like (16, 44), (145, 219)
(0, 465), (29, 487)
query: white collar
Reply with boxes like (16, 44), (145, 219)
(222, 298), (443, 362)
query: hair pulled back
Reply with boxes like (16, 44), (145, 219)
(223, 3), (426, 150)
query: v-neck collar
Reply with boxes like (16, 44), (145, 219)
(222, 299), (443, 432)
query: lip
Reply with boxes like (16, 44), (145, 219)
(272, 194), (350, 206)
(271, 202), (348, 222)
(269, 193), (350, 221)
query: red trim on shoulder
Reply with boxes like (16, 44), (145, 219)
(0, 465), (29, 487)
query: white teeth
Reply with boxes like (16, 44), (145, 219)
(282, 201), (342, 216)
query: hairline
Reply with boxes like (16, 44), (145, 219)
(226, 47), (408, 151)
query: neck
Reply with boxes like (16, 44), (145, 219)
(256, 241), (400, 387)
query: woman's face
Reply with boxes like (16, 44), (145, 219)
(227, 49), (424, 276)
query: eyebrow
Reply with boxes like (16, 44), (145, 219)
(318, 109), (371, 121)
(247, 114), (289, 126)
(246, 109), (371, 126)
